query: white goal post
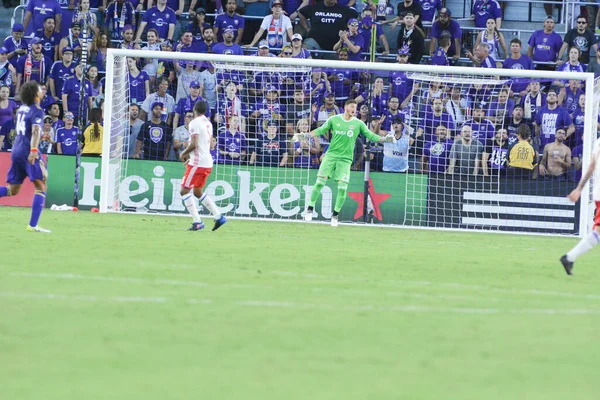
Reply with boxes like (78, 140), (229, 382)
(100, 49), (598, 237)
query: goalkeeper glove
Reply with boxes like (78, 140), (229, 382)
(381, 134), (397, 144)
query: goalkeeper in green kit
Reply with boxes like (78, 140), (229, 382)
(303, 99), (396, 227)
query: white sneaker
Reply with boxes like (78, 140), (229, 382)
(304, 212), (313, 222)
(27, 225), (51, 233)
(331, 216), (338, 227)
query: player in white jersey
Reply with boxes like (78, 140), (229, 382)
(560, 138), (600, 274)
(179, 101), (227, 232)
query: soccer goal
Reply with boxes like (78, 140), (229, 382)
(99, 49), (598, 237)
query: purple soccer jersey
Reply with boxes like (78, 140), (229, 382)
(211, 42), (243, 56)
(572, 108), (585, 148)
(485, 141), (509, 170)
(34, 28), (59, 61)
(142, 6), (177, 39)
(55, 126), (80, 155)
(0, 100), (18, 126)
(61, 77), (93, 118)
(345, 34), (364, 62)
(129, 70), (150, 104)
(3, 36), (28, 68)
(16, 55), (53, 84)
(535, 106), (573, 148)
(429, 19), (462, 57)
(528, 30), (563, 62)
(218, 130), (247, 164)
(418, 0), (442, 23)
(25, 0), (62, 35)
(6, 104), (46, 184)
(424, 139), (453, 173)
(463, 118), (496, 144)
(472, 0), (502, 28)
(214, 13), (245, 43)
(503, 55), (534, 93)
(49, 61), (75, 98)
(420, 111), (456, 141)
(327, 68), (357, 99)
(431, 47), (449, 66)
(175, 96), (211, 126)
(388, 71), (413, 103)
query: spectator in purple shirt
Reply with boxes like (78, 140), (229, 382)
(214, 0), (245, 44)
(135, 0), (177, 41)
(358, 9), (390, 58)
(534, 88), (574, 149)
(22, 0), (62, 36)
(422, 124), (453, 173)
(503, 38), (534, 96)
(527, 16), (563, 71)
(471, 0), (502, 29)
(3, 24), (28, 69)
(212, 26), (244, 55)
(333, 18), (364, 62)
(218, 115), (248, 165)
(430, 34), (450, 66)
(417, 0), (442, 24)
(35, 17), (60, 62)
(466, 42), (495, 68)
(429, 8), (461, 61)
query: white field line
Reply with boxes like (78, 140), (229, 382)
(8, 272), (269, 290)
(8, 271), (505, 303)
(6, 271), (596, 304)
(270, 270), (600, 301)
(1, 291), (599, 315)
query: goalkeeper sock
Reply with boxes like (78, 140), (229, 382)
(183, 194), (201, 223)
(334, 182), (348, 214)
(199, 193), (221, 218)
(29, 191), (45, 227)
(567, 231), (600, 262)
(0, 186), (9, 197)
(309, 177), (327, 207)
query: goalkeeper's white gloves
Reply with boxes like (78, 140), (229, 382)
(299, 132), (312, 140)
(380, 134), (397, 144)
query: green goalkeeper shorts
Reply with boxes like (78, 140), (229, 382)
(317, 157), (351, 184)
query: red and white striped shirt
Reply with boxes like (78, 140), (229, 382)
(187, 115), (213, 168)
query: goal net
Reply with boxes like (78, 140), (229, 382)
(100, 50), (597, 237)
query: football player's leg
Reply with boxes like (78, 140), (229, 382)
(24, 157), (49, 230)
(308, 159), (332, 209)
(181, 166), (202, 224)
(332, 161), (351, 214)
(2, 159), (27, 198)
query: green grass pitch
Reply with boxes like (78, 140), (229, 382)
(2, 206), (600, 400)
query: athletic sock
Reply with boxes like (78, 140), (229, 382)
(182, 194), (201, 223)
(29, 191), (45, 227)
(199, 193), (221, 218)
(567, 231), (600, 262)
(334, 182), (348, 214)
(309, 177), (327, 208)
(0, 186), (10, 198)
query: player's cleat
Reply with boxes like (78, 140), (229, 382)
(27, 225), (51, 233)
(212, 215), (227, 231)
(188, 221), (205, 231)
(560, 255), (574, 276)
(331, 215), (339, 227)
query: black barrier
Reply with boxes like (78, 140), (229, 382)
(427, 174), (578, 234)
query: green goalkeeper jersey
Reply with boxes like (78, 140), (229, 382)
(313, 115), (381, 163)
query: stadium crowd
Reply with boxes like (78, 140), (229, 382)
(0, 0), (596, 180)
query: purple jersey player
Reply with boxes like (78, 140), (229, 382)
(0, 81), (51, 232)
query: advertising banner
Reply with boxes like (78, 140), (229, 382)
(46, 156), (428, 225)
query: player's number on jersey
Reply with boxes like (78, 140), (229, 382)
(16, 112), (26, 136)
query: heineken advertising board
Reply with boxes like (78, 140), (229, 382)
(45, 156), (427, 225)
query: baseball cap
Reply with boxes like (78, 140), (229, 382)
(195, 7), (206, 14)
(324, 91), (334, 97)
(223, 25), (234, 34)
(258, 40), (269, 49)
(122, 24), (133, 32)
(272, 0), (283, 6)
(150, 102), (164, 110)
(71, 22), (81, 29)
(545, 15), (554, 21)
(44, 115), (52, 122)
(404, 12), (415, 18)
(201, 61), (214, 69)
(292, 33), (303, 41)
(189, 80), (201, 88)
(30, 37), (43, 45)
(266, 119), (278, 127)
(439, 8), (451, 16)
(348, 18), (359, 26)
(0, 46), (8, 54)
(12, 23), (23, 32)
(62, 46), (74, 54)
